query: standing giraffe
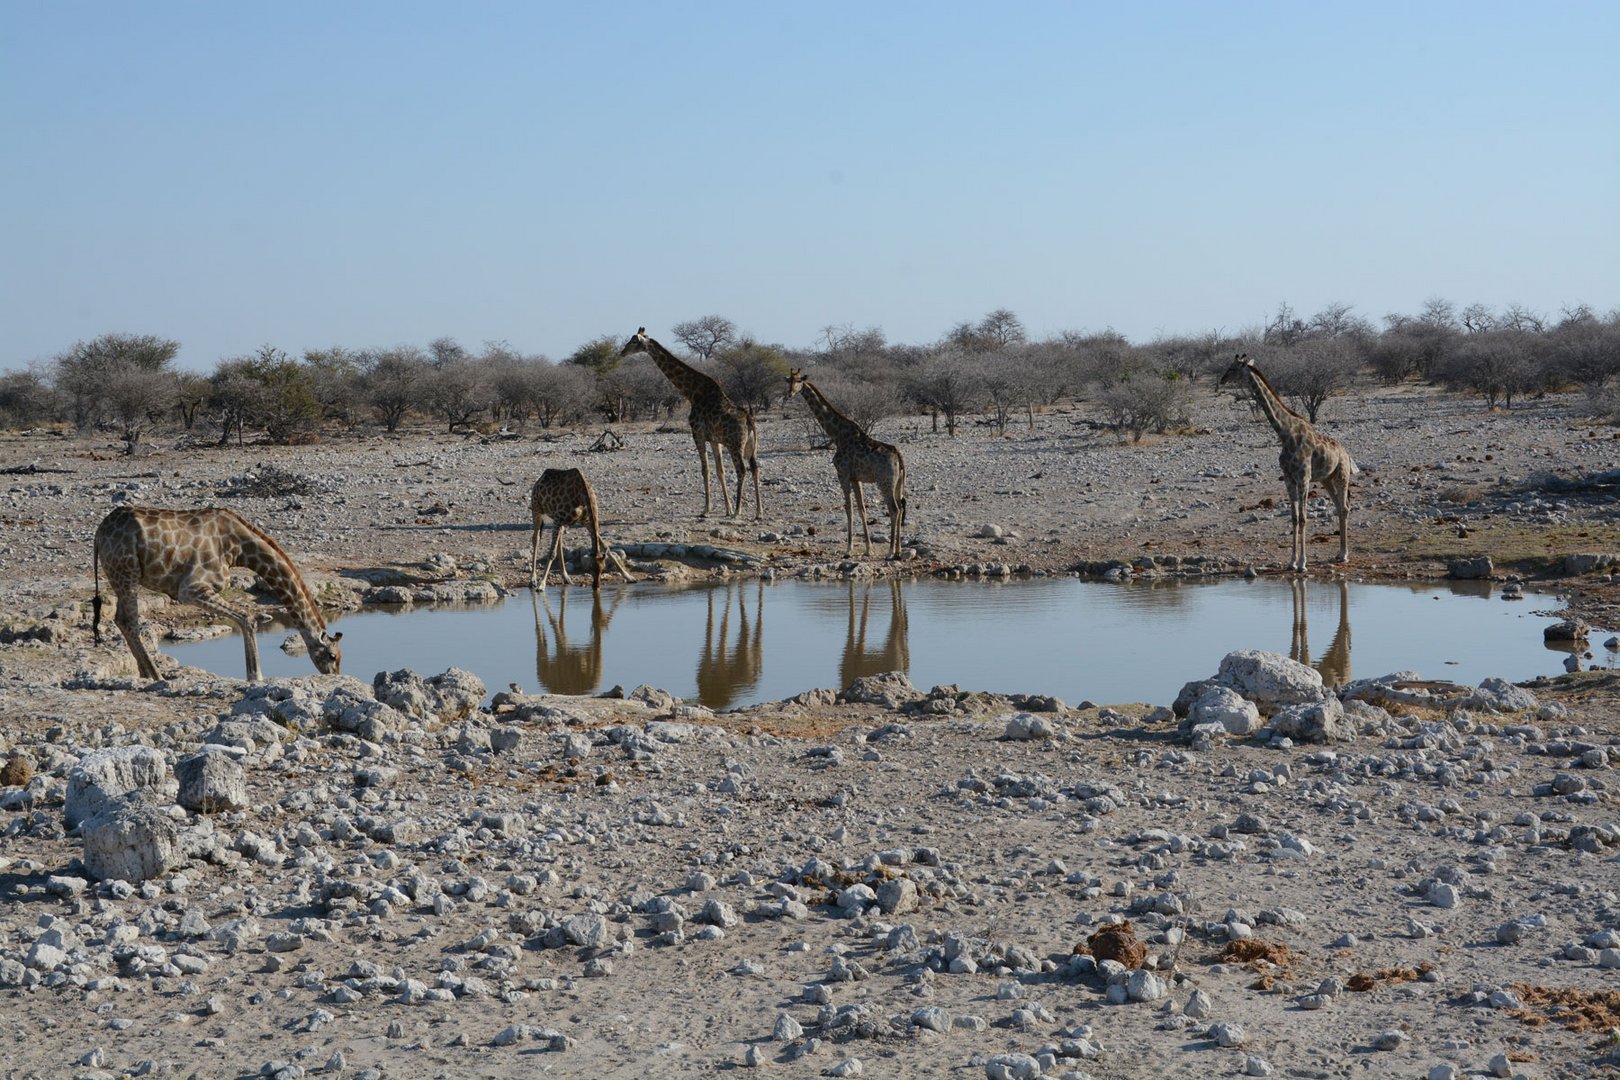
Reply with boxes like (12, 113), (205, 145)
(620, 328), (761, 520)
(92, 506), (342, 682)
(529, 467), (637, 591)
(1218, 354), (1357, 571)
(786, 368), (908, 559)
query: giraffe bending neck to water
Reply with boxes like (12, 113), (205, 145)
(786, 368), (908, 559)
(529, 468), (636, 591)
(620, 328), (761, 520)
(92, 505), (342, 682)
(1218, 354), (1357, 571)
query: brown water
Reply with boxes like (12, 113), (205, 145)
(166, 576), (1595, 709)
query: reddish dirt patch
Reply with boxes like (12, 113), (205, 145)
(1508, 984), (1620, 1034)
(1346, 961), (1434, 992)
(1222, 939), (1292, 967)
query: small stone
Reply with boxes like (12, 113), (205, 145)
(1126, 969), (1167, 1002)
(1371, 1030), (1406, 1051)
(1211, 1022), (1246, 1047)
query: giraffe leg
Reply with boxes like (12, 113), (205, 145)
(111, 587), (162, 681)
(727, 446), (747, 520)
(1290, 468), (1311, 572)
(749, 456), (762, 523)
(693, 433), (714, 517)
(537, 514), (557, 592)
(852, 480), (873, 556)
(883, 486), (902, 559)
(711, 441), (736, 518)
(606, 546), (636, 583)
(180, 585), (262, 681)
(536, 521), (560, 591)
(553, 522), (574, 587)
(841, 479), (856, 556)
(1329, 472), (1351, 563)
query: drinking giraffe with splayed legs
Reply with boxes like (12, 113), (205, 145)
(93, 505), (342, 681)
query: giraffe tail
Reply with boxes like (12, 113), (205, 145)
(91, 539), (104, 644)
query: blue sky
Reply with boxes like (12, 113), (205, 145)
(3, 1), (1616, 372)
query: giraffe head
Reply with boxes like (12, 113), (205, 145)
(309, 630), (343, 674)
(620, 327), (651, 359)
(785, 367), (807, 399)
(1218, 353), (1254, 387)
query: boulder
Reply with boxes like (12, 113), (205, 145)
(1544, 619), (1590, 643)
(1270, 696), (1345, 743)
(840, 671), (923, 709)
(1186, 686), (1261, 736)
(373, 668), (486, 724)
(65, 747), (169, 829)
(877, 878), (919, 915)
(1003, 713), (1059, 741)
(1214, 650), (1325, 713)
(232, 676), (398, 738)
(1565, 553), (1618, 575)
(176, 750), (249, 813)
(82, 794), (178, 883)
(1447, 556), (1493, 580)
(1465, 677), (1539, 714)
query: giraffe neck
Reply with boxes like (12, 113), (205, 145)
(1243, 366), (1310, 443)
(641, 335), (720, 403)
(798, 380), (863, 444)
(228, 512), (329, 638)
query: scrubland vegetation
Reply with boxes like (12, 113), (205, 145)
(4, 300), (1618, 451)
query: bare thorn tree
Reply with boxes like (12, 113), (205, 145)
(671, 315), (738, 361)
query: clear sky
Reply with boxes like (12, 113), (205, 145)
(3, 1), (1616, 372)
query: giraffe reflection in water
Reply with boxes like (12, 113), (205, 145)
(693, 580), (765, 710)
(839, 578), (910, 688)
(531, 587), (625, 696)
(1289, 578), (1351, 688)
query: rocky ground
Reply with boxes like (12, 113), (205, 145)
(1, 383), (1618, 1080)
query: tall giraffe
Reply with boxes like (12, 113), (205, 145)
(1218, 354), (1357, 571)
(92, 506), (342, 682)
(620, 328), (761, 520)
(786, 368), (908, 559)
(529, 467), (636, 591)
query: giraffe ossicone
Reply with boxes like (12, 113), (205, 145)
(92, 505), (342, 682)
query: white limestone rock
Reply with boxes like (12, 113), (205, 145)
(66, 747), (170, 829)
(176, 750), (248, 813)
(82, 794), (177, 883)
(1215, 650), (1325, 713)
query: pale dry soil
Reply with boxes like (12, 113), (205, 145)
(0, 384), (1617, 1080)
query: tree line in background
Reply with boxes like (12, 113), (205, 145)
(2, 301), (1618, 452)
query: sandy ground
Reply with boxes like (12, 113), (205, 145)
(1, 383), (1618, 1080)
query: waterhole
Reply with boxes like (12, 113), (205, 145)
(165, 577), (1597, 709)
